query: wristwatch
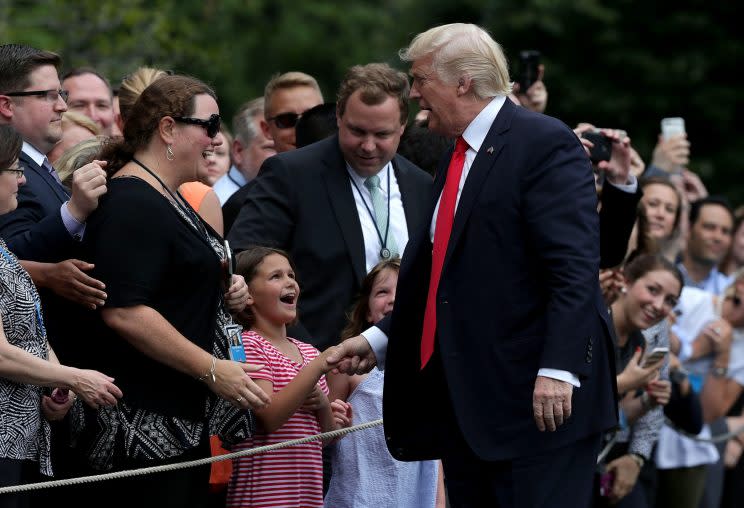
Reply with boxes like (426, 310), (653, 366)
(669, 368), (688, 385)
(710, 365), (728, 378)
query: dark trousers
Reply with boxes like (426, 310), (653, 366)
(70, 438), (211, 508)
(441, 425), (601, 508)
(0, 458), (39, 508)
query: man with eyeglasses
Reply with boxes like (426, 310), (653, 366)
(260, 71), (324, 153)
(0, 44), (108, 358)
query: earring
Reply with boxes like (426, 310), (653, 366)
(620, 286), (627, 294)
(166, 145), (175, 161)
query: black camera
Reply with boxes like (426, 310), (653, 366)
(517, 50), (541, 92)
(581, 131), (612, 164)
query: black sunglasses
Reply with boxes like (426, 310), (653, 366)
(173, 113), (221, 138)
(4, 89), (69, 102)
(267, 112), (302, 130)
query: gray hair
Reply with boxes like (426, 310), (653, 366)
(399, 23), (512, 99)
(232, 97), (264, 145)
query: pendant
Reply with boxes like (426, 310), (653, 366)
(380, 248), (391, 259)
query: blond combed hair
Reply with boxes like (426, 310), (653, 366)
(399, 23), (512, 99)
(263, 71), (322, 115)
(61, 110), (101, 137)
(118, 67), (171, 123)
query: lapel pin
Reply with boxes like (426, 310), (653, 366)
(486, 146), (494, 154)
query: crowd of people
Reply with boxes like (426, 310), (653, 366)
(0, 21), (742, 508)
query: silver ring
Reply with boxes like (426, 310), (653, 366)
(714, 327), (722, 334)
(236, 396), (244, 403)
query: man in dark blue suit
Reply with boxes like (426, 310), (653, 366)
(329, 24), (617, 507)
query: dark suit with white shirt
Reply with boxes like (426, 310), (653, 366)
(227, 135), (432, 350)
(374, 98), (617, 507)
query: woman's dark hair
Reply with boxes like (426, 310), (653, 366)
(98, 74), (216, 177)
(633, 177), (683, 257)
(340, 257), (401, 341)
(623, 253), (684, 298)
(0, 125), (23, 169)
(234, 246), (297, 328)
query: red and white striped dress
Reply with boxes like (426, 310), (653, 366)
(227, 330), (328, 507)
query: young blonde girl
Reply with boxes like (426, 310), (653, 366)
(325, 258), (443, 507)
(226, 246), (349, 508)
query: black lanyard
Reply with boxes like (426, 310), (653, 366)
(131, 158), (210, 241)
(348, 166), (393, 259)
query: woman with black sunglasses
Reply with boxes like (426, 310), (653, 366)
(69, 75), (270, 507)
(0, 125), (122, 508)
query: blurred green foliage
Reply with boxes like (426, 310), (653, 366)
(1, 0), (741, 202)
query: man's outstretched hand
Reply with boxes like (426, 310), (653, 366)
(326, 335), (377, 375)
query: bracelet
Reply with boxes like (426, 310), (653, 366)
(710, 365), (728, 378)
(197, 356), (217, 383)
(629, 453), (645, 469)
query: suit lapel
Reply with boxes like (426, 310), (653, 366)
(393, 156), (423, 235)
(443, 99), (515, 269)
(321, 138), (367, 283)
(20, 152), (69, 203)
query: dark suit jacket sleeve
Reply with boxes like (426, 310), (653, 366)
(0, 181), (77, 262)
(522, 126), (602, 378)
(226, 156), (297, 251)
(599, 182), (642, 269)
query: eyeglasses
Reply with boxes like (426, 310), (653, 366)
(267, 112), (302, 130)
(0, 168), (24, 179)
(3, 89), (69, 103)
(173, 113), (221, 138)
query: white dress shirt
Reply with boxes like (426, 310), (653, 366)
(347, 162), (408, 274)
(364, 97), (580, 387)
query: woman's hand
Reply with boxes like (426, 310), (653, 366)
(209, 359), (271, 410)
(617, 347), (663, 394)
(646, 379), (672, 407)
(224, 275), (249, 314)
(71, 369), (123, 409)
(606, 455), (642, 501)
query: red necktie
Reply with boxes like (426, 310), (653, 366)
(420, 136), (468, 369)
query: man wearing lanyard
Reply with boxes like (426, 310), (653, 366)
(329, 24), (617, 507)
(228, 63), (432, 350)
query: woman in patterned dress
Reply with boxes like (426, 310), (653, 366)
(0, 125), (122, 508)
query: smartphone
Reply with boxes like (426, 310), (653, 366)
(661, 117), (685, 141)
(517, 50), (541, 92)
(581, 131), (612, 164)
(641, 346), (669, 368)
(222, 240), (234, 289)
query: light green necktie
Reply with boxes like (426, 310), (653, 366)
(364, 174), (398, 259)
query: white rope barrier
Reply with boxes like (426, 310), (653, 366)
(0, 418), (383, 495)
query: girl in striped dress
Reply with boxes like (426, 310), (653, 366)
(227, 246), (351, 507)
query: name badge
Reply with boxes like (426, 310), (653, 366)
(224, 323), (246, 363)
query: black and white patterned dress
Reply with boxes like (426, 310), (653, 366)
(0, 238), (52, 475)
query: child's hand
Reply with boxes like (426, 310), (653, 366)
(331, 399), (353, 429)
(300, 384), (327, 411)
